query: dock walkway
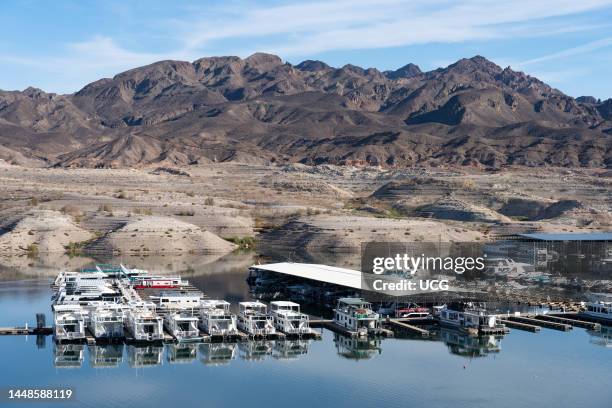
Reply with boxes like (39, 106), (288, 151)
(508, 316), (572, 331)
(386, 319), (430, 337)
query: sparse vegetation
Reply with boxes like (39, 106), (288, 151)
(134, 207), (153, 215)
(65, 241), (85, 257)
(226, 236), (256, 249)
(175, 210), (195, 216)
(26, 243), (39, 257)
(98, 203), (113, 213)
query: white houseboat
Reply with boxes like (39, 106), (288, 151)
(583, 301), (612, 321)
(438, 306), (504, 334)
(333, 298), (380, 337)
(269, 301), (314, 335)
(237, 301), (276, 336)
(53, 279), (120, 305)
(199, 300), (238, 336)
(88, 304), (125, 339)
(151, 292), (202, 311)
(125, 303), (164, 341)
(163, 311), (202, 342)
(53, 304), (86, 341)
(130, 275), (183, 290)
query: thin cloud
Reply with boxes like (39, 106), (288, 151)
(519, 37), (612, 66)
(2, 0), (612, 93)
(177, 0), (612, 55)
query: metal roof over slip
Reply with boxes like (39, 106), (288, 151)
(250, 262), (362, 289)
(516, 233), (612, 241)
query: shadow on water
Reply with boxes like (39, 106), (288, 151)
(38, 322), (612, 370)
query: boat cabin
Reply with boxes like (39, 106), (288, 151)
(152, 292), (202, 310)
(438, 307), (499, 332)
(126, 304), (164, 341)
(333, 298), (380, 336)
(584, 301), (612, 320)
(88, 304), (125, 339)
(199, 300), (237, 336)
(53, 304), (86, 341)
(164, 312), (202, 342)
(238, 301), (275, 336)
(269, 301), (313, 335)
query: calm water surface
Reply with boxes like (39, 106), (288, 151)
(0, 254), (610, 408)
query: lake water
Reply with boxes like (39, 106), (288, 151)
(0, 254), (610, 408)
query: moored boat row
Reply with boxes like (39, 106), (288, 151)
(50, 265), (321, 343)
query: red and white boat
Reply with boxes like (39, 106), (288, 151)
(395, 304), (431, 319)
(131, 276), (183, 289)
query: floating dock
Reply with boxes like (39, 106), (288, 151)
(552, 312), (611, 327)
(386, 319), (430, 337)
(535, 315), (600, 331)
(507, 316), (572, 331)
(0, 327), (52, 335)
(310, 319), (391, 338)
(499, 319), (541, 332)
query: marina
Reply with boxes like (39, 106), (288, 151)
(0, 258), (610, 408)
(1, 262), (610, 350)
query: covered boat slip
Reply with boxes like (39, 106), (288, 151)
(249, 262), (480, 303)
(250, 263), (363, 290)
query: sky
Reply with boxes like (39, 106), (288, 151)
(1, 0), (612, 99)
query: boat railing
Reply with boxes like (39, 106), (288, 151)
(175, 329), (200, 337)
(56, 328), (84, 339)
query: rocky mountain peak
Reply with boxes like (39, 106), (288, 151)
(244, 52), (284, 71)
(385, 63), (422, 79)
(295, 60), (331, 72)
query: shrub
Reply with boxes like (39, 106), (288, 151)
(26, 243), (39, 257)
(98, 204), (113, 213)
(226, 236), (256, 249)
(175, 210), (195, 216)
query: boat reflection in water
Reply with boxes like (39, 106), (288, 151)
(272, 339), (310, 360)
(440, 328), (502, 358)
(167, 343), (198, 364)
(53, 343), (84, 368)
(43, 328), (526, 368)
(128, 344), (164, 368)
(587, 325), (612, 348)
(89, 344), (124, 368)
(199, 343), (236, 366)
(238, 341), (274, 361)
(334, 333), (382, 360)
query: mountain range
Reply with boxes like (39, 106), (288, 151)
(0, 53), (610, 168)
